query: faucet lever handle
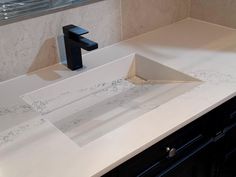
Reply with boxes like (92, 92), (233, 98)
(63, 25), (89, 37)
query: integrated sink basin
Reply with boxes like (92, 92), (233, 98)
(22, 54), (201, 146)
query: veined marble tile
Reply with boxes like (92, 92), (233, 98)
(121, 0), (191, 39)
(191, 0), (236, 29)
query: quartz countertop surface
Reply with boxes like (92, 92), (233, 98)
(1, 18), (236, 177)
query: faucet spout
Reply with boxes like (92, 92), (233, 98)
(77, 36), (98, 51)
(62, 25), (98, 70)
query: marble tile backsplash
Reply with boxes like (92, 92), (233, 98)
(0, 0), (190, 81)
(191, 0), (236, 29)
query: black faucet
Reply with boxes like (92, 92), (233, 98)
(63, 25), (98, 70)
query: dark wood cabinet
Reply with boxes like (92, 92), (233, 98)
(212, 123), (236, 177)
(210, 97), (236, 177)
(103, 97), (236, 177)
(138, 139), (213, 177)
(218, 126), (236, 177)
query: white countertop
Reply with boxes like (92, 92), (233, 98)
(1, 18), (236, 177)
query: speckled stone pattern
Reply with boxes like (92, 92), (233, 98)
(21, 74), (200, 146)
(0, 118), (45, 148)
(191, 0), (236, 29)
(1, 19), (236, 177)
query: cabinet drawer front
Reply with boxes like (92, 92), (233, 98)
(163, 119), (204, 154)
(224, 124), (236, 157)
(103, 117), (207, 177)
(138, 138), (212, 177)
(225, 97), (236, 127)
(213, 125), (236, 177)
(203, 97), (236, 136)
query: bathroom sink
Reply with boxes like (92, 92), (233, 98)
(22, 54), (201, 146)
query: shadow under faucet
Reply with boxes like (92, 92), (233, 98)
(63, 25), (98, 70)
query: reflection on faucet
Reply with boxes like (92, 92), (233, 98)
(63, 25), (98, 70)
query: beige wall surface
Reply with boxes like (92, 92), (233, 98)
(0, 0), (190, 81)
(0, 0), (121, 81)
(191, 0), (236, 29)
(121, 0), (190, 39)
